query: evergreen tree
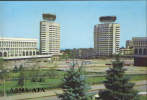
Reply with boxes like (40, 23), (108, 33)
(0, 58), (9, 81)
(98, 55), (139, 100)
(19, 64), (23, 71)
(46, 64), (58, 78)
(13, 65), (18, 72)
(58, 63), (90, 100)
(30, 68), (39, 82)
(18, 67), (24, 87)
(30, 67), (44, 82)
(0, 58), (5, 80)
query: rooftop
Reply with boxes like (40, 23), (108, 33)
(133, 37), (147, 41)
(99, 16), (116, 22)
(0, 37), (37, 41)
(43, 13), (56, 21)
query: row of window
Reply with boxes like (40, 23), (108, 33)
(134, 48), (147, 55)
(0, 51), (36, 57)
(0, 41), (37, 47)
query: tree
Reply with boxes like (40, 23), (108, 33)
(30, 68), (39, 82)
(46, 63), (58, 78)
(13, 65), (18, 72)
(0, 58), (5, 80)
(18, 64), (23, 71)
(17, 67), (24, 87)
(0, 58), (9, 80)
(98, 55), (139, 100)
(0, 58), (9, 96)
(30, 67), (44, 82)
(58, 63), (90, 100)
(18, 71), (24, 87)
(64, 49), (72, 60)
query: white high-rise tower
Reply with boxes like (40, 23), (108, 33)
(40, 13), (60, 55)
(94, 16), (120, 56)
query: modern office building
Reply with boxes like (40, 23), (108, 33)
(94, 16), (120, 56)
(0, 37), (37, 57)
(40, 13), (60, 55)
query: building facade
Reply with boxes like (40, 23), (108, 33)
(0, 37), (37, 57)
(72, 48), (96, 59)
(133, 37), (147, 55)
(126, 40), (133, 49)
(119, 40), (134, 56)
(94, 16), (120, 56)
(133, 37), (147, 66)
(40, 13), (60, 55)
(120, 48), (133, 56)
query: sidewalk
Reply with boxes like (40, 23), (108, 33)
(0, 80), (146, 100)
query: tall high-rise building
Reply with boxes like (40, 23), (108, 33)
(40, 13), (60, 55)
(94, 16), (120, 56)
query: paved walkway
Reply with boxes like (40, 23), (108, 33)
(0, 80), (146, 100)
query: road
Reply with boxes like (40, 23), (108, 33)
(28, 81), (147, 100)
(28, 91), (98, 100)
(28, 84), (147, 100)
(0, 80), (146, 100)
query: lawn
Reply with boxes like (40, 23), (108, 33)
(0, 69), (147, 96)
(140, 95), (147, 100)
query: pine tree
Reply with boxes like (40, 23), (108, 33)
(0, 58), (9, 82)
(18, 71), (24, 87)
(13, 65), (18, 72)
(98, 55), (139, 100)
(58, 63), (90, 100)
(18, 67), (24, 87)
(19, 64), (23, 71)
(0, 58), (5, 80)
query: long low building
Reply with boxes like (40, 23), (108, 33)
(0, 37), (38, 57)
(3, 55), (52, 60)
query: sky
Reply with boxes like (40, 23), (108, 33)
(0, 1), (146, 49)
